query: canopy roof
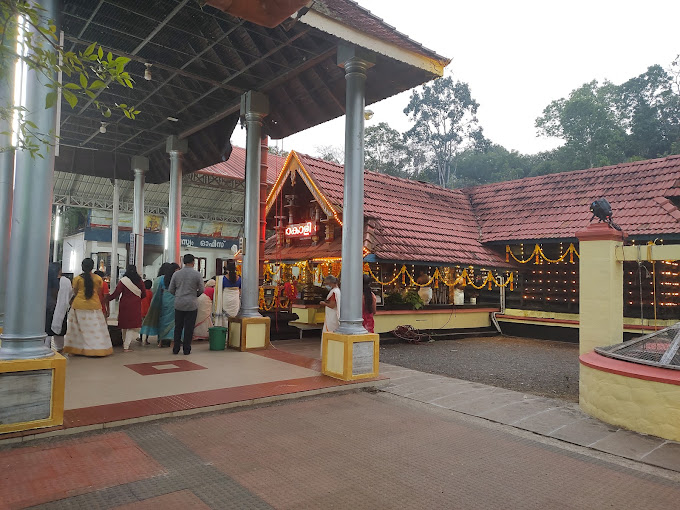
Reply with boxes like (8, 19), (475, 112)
(57, 0), (449, 183)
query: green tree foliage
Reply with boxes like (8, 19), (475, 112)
(535, 80), (627, 169)
(364, 122), (410, 177)
(404, 76), (484, 188)
(615, 65), (680, 160)
(0, 0), (136, 156)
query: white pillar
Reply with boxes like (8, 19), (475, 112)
(131, 156), (148, 274)
(110, 178), (120, 318)
(166, 136), (187, 264)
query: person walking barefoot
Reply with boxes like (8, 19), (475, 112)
(108, 265), (146, 352)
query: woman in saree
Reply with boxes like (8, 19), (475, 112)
(213, 260), (241, 327)
(193, 289), (214, 341)
(63, 258), (113, 356)
(141, 262), (179, 347)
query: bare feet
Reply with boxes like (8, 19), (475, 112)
(123, 348), (133, 352)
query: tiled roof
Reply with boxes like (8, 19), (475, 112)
(464, 155), (680, 243)
(294, 153), (510, 268)
(197, 146), (285, 185)
(315, 1), (449, 63)
(264, 235), (342, 263)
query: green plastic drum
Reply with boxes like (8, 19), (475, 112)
(208, 326), (227, 351)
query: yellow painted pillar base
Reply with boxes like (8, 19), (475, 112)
(576, 223), (626, 355)
(322, 332), (379, 381)
(227, 316), (271, 351)
(0, 353), (66, 434)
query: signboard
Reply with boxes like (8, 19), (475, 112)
(285, 221), (316, 239)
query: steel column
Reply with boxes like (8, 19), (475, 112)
(131, 156), (148, 274)
(166, 136), (187, 264)
(0, 44), (14, 332)
(0, 0), (59, 359)
(110, 178), (120, 318)
(239, 91), (269, 318)
(337, 47), (374, 335)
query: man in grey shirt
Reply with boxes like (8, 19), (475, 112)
(169, 254), (205, 355)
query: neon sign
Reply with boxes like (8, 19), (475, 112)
(285, 221), (315, 238)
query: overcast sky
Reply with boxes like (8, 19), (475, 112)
(234, 0), (680, 157)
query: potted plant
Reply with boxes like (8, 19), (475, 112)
(403, 290), (424, 310)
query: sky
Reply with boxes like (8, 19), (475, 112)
(234, 0), (680, 157)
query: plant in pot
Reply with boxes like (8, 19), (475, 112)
(403, 290), (424, 310)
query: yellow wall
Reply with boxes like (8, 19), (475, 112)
(579, 239), (624, 354)
(580, 364), (680, 442)
(373, 311), (490, 333)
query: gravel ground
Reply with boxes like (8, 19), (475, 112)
(379, 335), (580, 402)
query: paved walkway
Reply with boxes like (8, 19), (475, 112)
(2, 389), (680, 509)
(379, 363), (680, 473)
(3, 338), (680, 509)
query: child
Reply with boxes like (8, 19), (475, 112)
(138, 279), (153, 345)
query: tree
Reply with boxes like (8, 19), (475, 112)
(403, 76), (484, 188)
(364, 122), (409, 177)
(535, 80), (626, 169)
(315, 144), (343, 164)
(615, 64), (680, 159)
(0, 1), (136, 156)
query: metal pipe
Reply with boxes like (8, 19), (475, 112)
(337, 55), (370, 335)
(133, 167), (145, 274)
(0, 0), (59, 359)
(239, 91), (268, 318)
(168, 151), (182, 263)
(110, 179), (119, 318)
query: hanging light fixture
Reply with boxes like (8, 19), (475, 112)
(144, 63), (152, 81)
(99, 122), (107, 134)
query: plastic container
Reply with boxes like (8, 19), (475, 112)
(208, 326), (227, 351)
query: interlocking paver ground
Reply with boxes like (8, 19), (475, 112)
(1, 389), (679, 510)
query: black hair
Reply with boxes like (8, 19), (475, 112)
(123, 264), (142, 285)
(363, 274), (376, 314)
(47, 262), (60, 292)
(157, 262), (171, 277)
(226, 259), (237, 285)
(94, 270), (106, 278)
(183, 253), (195, 265)
(164, 263), (180, 288)
(144, 279), (153, 290)
(81, 258), (95, 300)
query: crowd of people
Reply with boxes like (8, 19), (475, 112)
(45, 254), (378, 358)
(45, 254), (243, 357)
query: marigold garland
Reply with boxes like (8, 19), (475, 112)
(506, 243), (580, 264)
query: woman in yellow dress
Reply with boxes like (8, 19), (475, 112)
(63, 258), (113, 356)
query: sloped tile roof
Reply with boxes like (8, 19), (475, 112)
(464, 155), (680, 243)
(294, 153), (510, 267)
(197, 146), (285, 185)
(264, 235), (343, 262)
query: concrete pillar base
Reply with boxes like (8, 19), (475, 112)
(322, 331), (379, 381)
(0, 353), (66, 434)
(227, 316), (271, 351)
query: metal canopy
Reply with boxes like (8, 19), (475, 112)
(57, 0), (449, 184)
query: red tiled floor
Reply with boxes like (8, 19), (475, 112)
(112, 490), (211, 510)
(253, 347), (321, 371)
(62, 375), (377, 428)
(0, 432), (165, 510)
(124, 360), (207, 376)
